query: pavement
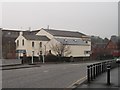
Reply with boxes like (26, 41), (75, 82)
(1, 60), (100, 70)
(1, 63), (41, 70)
(75, 65), (120, 89)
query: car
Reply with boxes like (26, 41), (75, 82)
(116, 58), (120, 63)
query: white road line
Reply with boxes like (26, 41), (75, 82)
(67, 76), (87, 88)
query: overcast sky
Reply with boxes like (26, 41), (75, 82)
(2, 2), (118, 39)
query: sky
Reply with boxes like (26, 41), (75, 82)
(1, 1), (118, 39)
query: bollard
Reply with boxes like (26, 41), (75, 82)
(98, 63), (100, 75)
(107, 65), (111, 85)
(99, 63), (102, 74)
(90, 65), (93, 81)
(96, 63), (98, 76)
(103, 62), (105, 72)
(87, 65), (90, 83)
(102, 62), (104, 73)
(93, 64), (96, 79)
(104, 62), (107, 72)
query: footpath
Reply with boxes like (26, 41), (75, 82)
(76, 66), (120, 89)
(1, 60), (100, 70)
(1, 63), (41, 70)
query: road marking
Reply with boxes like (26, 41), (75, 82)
(67, 76), (87, 88)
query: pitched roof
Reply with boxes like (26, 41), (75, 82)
(23, 30), (40, 35)
(23, 35), (50, 41)
(95, 43), (107, 48)
(2, 29), (20, 38)
(55, 38), (89, 45)
(110, 36), (120, 43)
(43, 29), (86, 38)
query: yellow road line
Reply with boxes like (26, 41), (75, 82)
(67, 76), (87, 88)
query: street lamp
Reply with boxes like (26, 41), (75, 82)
(31, 51), (34, 64)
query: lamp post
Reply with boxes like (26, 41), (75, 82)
(31, 51), (34, 64)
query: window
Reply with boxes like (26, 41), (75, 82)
(86, 41), (88, 43)
(22, 39), (24, 46)
(84, 51), (90, 54)
(17, 40), (19, 46)
(40, 51), (42, 55)
(40, 42), (42, 47)
(32, 42), (34, 47)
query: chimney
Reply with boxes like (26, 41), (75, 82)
(20, 31), (23, 36)
(47, 25), (49, 29)
(29, 27), (31, 31)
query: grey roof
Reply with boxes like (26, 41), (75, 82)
(2, 29), (40, 38)
(43, 29), (86, 38)
(23, 30), (40, 35)
(111, 36), (120, 43)
(23, 35), (50, 41)
(55, 38), (89, 45)
(2, 30), (20, 39)
(94, 43), (107, 48)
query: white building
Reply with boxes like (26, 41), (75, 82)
(15, 28), (91, 58)
(15, 31), (50, 58)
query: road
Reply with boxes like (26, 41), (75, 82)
(2, 63), (93, 88)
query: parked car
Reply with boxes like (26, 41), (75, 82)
(116, 58), (120, 63)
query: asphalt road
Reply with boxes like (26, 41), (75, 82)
(2, 63), (93, 88)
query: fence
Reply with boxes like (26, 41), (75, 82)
(87, 60), (117, 83)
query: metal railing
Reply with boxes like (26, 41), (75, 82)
(87, 60), (117, 83)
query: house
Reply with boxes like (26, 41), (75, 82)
(2, 29), (20, 59)
(2, 28), (40, 59)
(91, 36), (109, 60)
(36, 28), (91, 57)
(105, 35), (120, 57)
(15, 28), (91, 60)
(15, 32), (50, 58)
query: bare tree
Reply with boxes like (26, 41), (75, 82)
(50, 43), (71, 57)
